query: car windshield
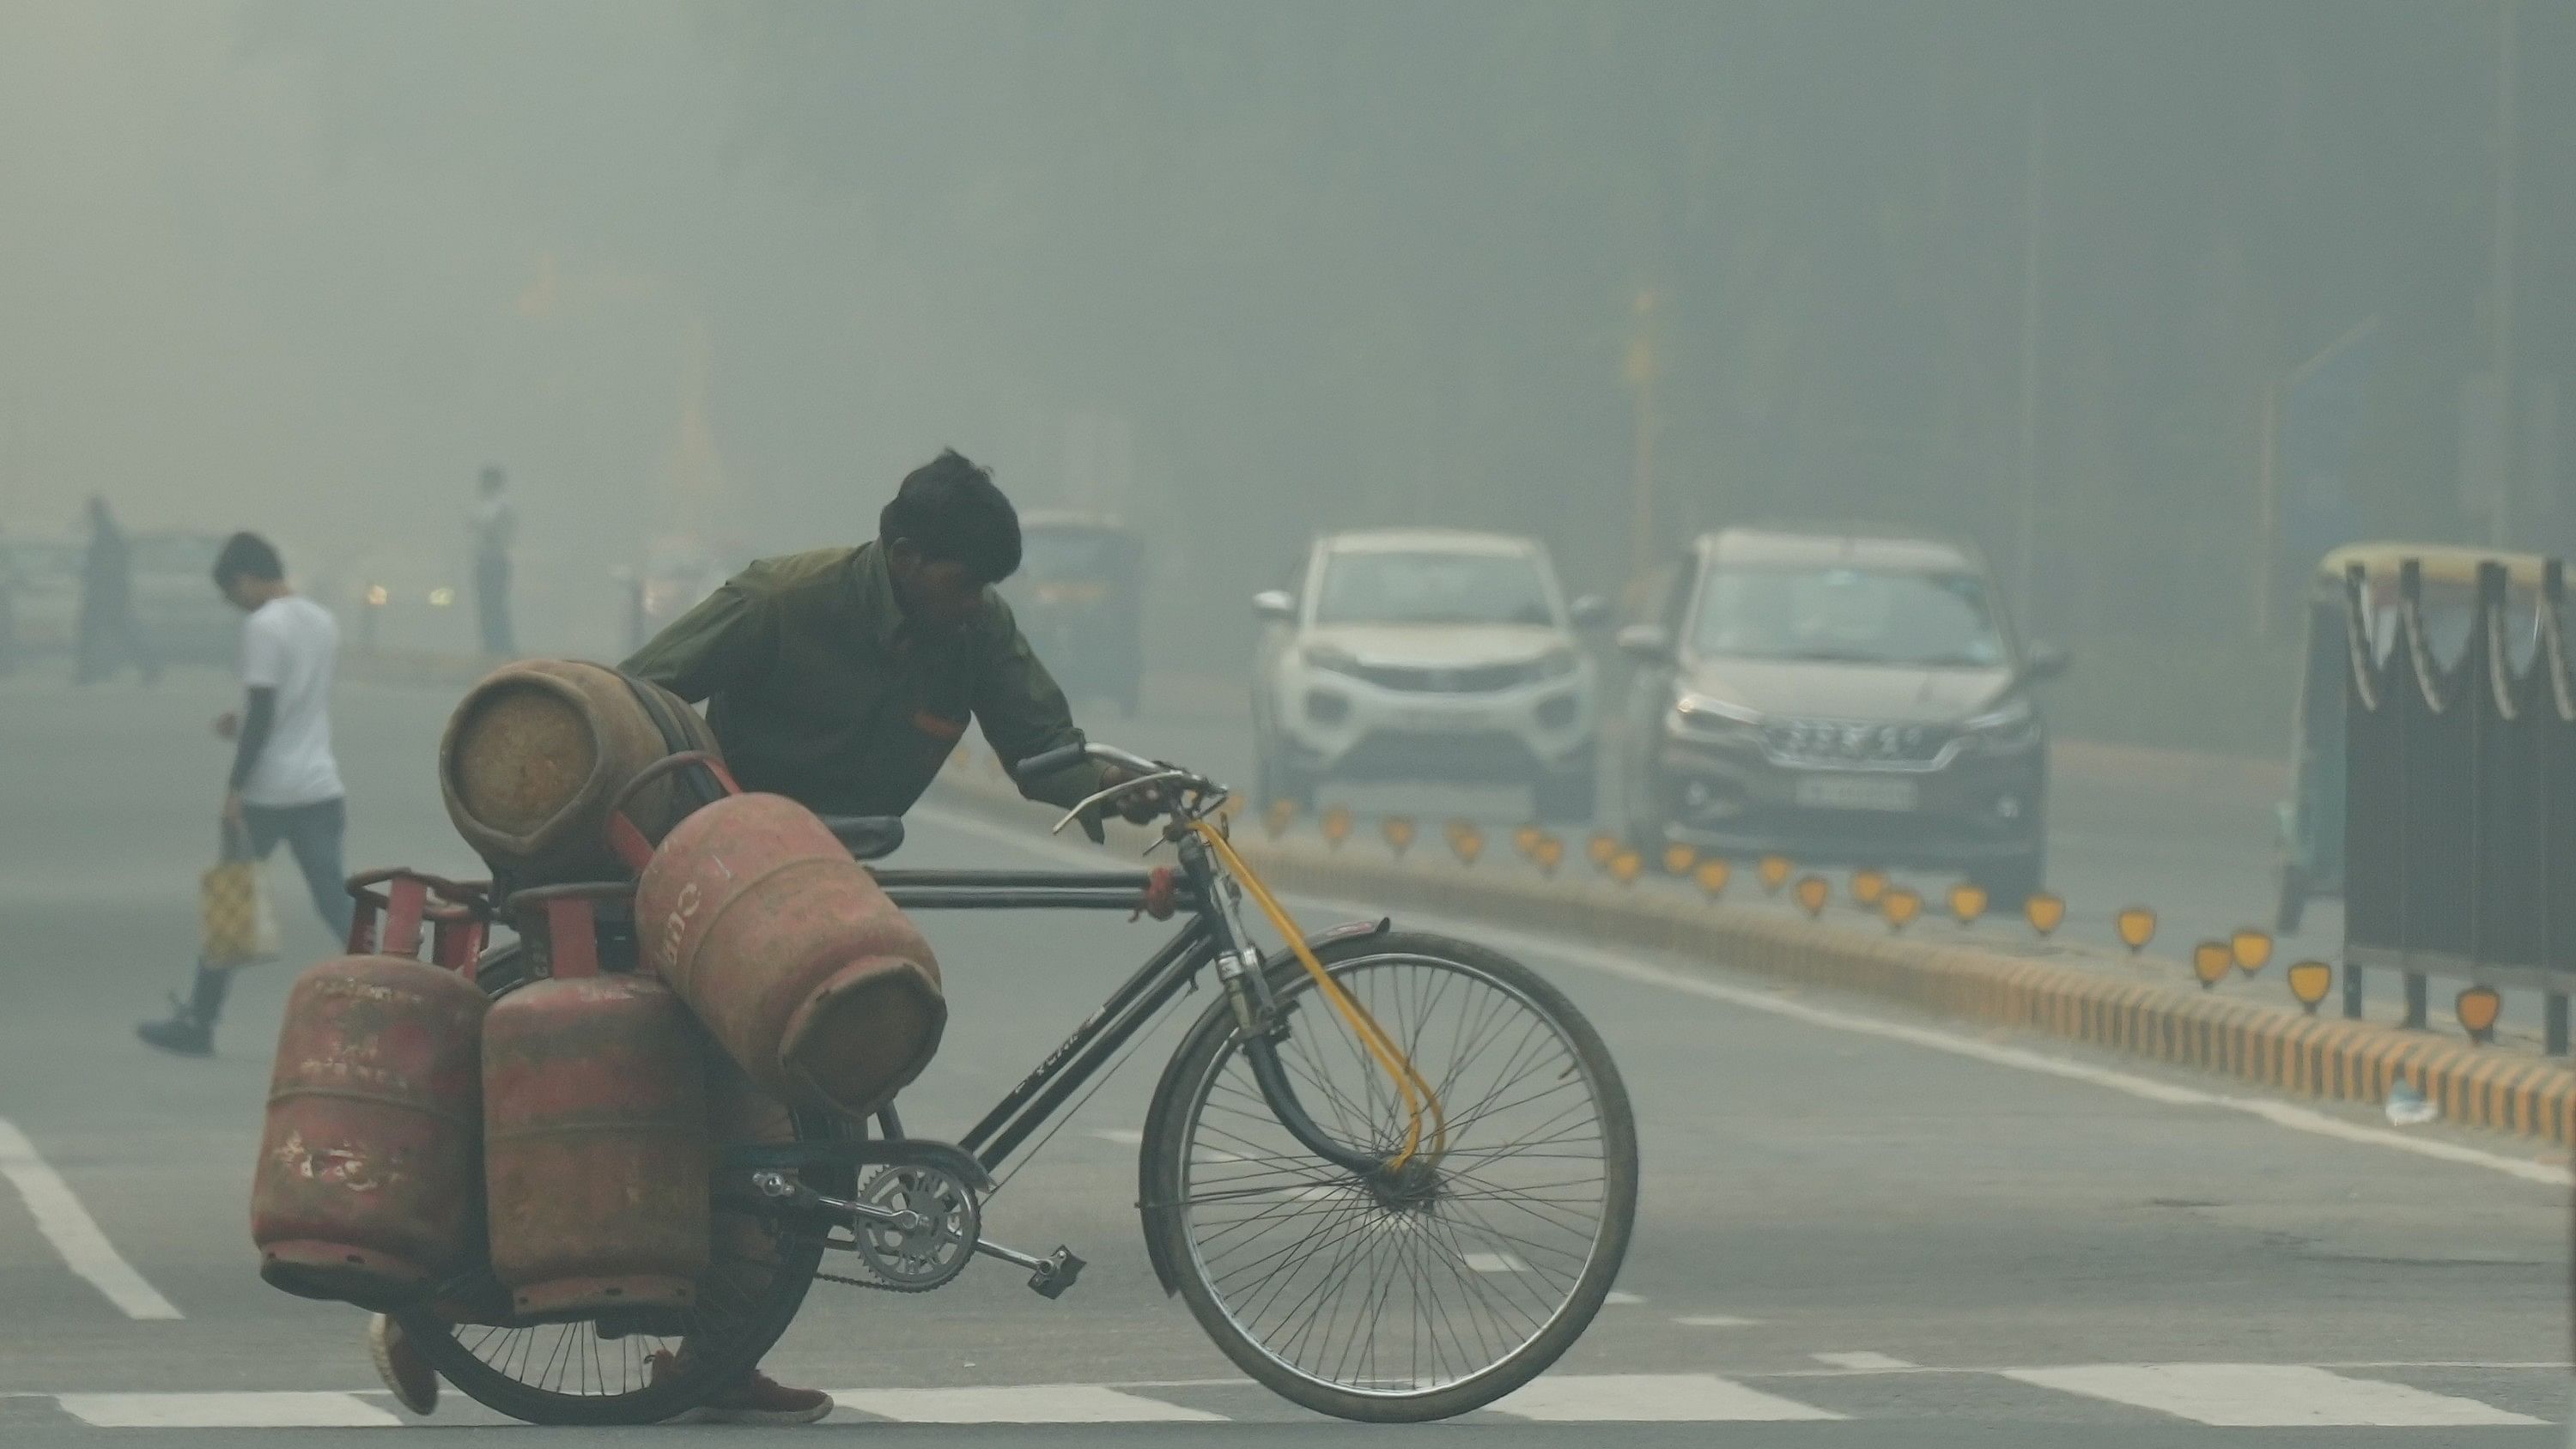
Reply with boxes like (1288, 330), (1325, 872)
(1021, 530), (1125, 582)
(1315, 550), (1557, 627)
(1693, 566), (2008, 667)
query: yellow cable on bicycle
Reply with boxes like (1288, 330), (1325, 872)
(1191, 820), (1448, 1169)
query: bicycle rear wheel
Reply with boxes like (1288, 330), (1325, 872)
(1142, 930), (1637, 1422)
(399, 945), (847, 1426)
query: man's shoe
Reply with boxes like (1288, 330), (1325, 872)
(136, 998), (211, 1058)
(648, 1354), (832, 1426)
(368, 1313), (438, 1416)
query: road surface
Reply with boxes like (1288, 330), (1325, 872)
(0, 670), (2561, 1445)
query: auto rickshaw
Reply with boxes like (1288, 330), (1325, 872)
(1004, 512), (1144, 716)
(2273, 543), (2554, 932)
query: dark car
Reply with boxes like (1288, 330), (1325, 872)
(1613, 527), (2069, 904)
(1002, 512), (1143, 717)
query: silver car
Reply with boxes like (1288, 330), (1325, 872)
(1251, 530), (1607, 822)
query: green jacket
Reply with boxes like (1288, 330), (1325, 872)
(621, 542), (1108, 819)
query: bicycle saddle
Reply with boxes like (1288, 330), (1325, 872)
(817, 814), (905, 861)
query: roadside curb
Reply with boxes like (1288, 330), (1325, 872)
(935, 764), (2575, 1149)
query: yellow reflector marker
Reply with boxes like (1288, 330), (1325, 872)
(1264, 798), (1298, 839)
(1662, 842), (1698, 876)
(1447, 822), (1484, 866)
(1882, 887), (1923, 931)
(2230, 928), (2274, 974)
(1694, 858), (1731, 898)
(1850, 869), (1888, 906)
(1589, 834), (1621, 868)
(1532, 836), (1564, 876)
(1794, 875), (1829, 917)
(2115, 906), (2157, 954)
(1608, 850), (1643, 885)
(2456, 985), (2501, 1041)
(1382, 817), (1416, 855)
(2285, 960), (2334, 1012)
(1759, 855), (1793, 893)
(1947, 882), (1988, 925)
(1514, 824), (1545, 859)
(2191, 940), (2233, 988)
(2025, 892), (2066, 937)
(1321, 805), (1353, 848)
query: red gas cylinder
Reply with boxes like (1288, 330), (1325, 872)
(483, 884), (710, 1320)
(252, 874), (489, 1309)
(613, 754), (945, 1119)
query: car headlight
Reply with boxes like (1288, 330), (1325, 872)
(1531, 646), (1582, 682)
(1301, 643), (1364, 677)
(1669, 690), (1760, 741)
(1962, 695), (2041, 753)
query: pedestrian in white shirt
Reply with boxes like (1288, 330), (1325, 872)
(138, 532), (352, 1058)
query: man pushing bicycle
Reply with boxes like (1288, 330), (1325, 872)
(374, 449), (1151, 1424)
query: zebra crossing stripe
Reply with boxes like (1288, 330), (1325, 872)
(58, 1393), (400, 1428)
(1491, 1373), (1844, 1422)
(829, 1385), (1226, 1422)
(2001, 1363), (2548, 1428)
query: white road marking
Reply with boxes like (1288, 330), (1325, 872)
(58, 1392), (398, 1428)
(1673, 1313), (1761, 1327)
(919, 802), (2572, 1188)
(1603, 1289), (1645, 1305)
(1812, 1351), (1918, 1371)
(829, 1385), (1224, 1422)
(2002, 1363), (2546, 1428)
(1089, 1127), (1144, 1146)
(0, 1115), (182, 1319)
(1492, 1372), (1843, 1422)
(1464, 1251), (1528, 1273)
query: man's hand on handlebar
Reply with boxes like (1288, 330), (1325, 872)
(1095, 765), (1165, 825)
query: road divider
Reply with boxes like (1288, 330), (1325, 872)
(929, 769), (2576, 1149)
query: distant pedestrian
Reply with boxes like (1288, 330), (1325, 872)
(75, 496), (158, 684)
(470, 464), (516, 656)
(137, 531), (351, 1058)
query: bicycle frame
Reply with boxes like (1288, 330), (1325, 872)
(722, 828), (1402, 1193)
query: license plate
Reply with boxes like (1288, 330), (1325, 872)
(1793, 774), (1919, 811)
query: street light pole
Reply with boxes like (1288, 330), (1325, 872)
(2489, 0), (2517, 548)
(2014, 90), (2047, 618)
(1626, 288), (1660, 585)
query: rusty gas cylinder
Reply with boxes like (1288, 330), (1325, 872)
(252, 875), (488, 1310)
(483, 885), (710, 1320)
(439, 658), (720, 888)
(614, 754), (945, 1120)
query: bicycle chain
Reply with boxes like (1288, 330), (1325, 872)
(815, 1264), (943, 1294)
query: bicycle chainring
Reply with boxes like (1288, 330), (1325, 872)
(847, 1165), (979, 1293)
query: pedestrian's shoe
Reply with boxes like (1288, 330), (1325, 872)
(135, 997), (211, 1058)
(648, 1352), (833, 1426)
(368, 1313), (438, 1416)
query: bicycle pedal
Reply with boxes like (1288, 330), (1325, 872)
(1027, 1246), (1084, 1300)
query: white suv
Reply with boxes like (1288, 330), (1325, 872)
(1251, 530), (1605, 822)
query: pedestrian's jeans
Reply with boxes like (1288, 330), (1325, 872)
(226, 797), (355, 942)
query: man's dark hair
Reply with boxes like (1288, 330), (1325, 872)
(212, 531), (284, 588)
(879, 450), (1022, 583)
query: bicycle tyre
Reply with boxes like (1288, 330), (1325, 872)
(1141, 930), (1637, 1422)
(398, 945), (844, 1427)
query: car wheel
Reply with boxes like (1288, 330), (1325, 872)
(1968, 846), (2045, 912)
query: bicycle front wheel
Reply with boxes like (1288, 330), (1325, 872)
(1142, 930), (1637, 1422)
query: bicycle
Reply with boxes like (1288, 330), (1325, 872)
(397, 742), (1639, 1424)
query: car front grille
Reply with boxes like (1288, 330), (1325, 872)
(1346, 659), (1537, 694)
(1759, 718), (1954, 768)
